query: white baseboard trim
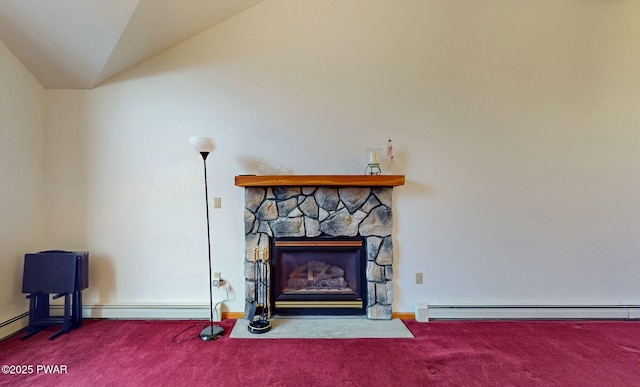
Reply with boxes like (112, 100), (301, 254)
(78, 304), (640, 320)
(425, 305), (640, 320)
(0, 313), (28, 341)
(63, 303), (221, 320)
(7, 304), (637, 339)
(1, 305), (220, 339)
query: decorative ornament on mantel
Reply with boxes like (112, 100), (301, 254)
(365, 147), (382, 175)
(386, 139), (394, 175)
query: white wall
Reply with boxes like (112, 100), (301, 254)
(45, 0), (640, 315)
(0, 40), (45, 323)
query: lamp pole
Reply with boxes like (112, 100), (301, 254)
(190, 137), (224, 341)
(200, 152), (215, 340)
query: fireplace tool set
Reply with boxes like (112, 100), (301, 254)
(248, 246), (271, 334)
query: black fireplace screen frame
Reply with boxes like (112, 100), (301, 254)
(271, 237), (367, 316)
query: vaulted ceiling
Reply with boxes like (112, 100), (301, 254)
(0, 0), (263, 89)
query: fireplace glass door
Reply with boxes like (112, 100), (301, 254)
(272, 238), (366, 316)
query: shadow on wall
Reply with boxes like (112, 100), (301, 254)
(86, 254), (116, 317)
(401, 179), (435, 199)
(10, 253), (29, 317)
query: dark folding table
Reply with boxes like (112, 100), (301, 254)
(21, 250), (89, 340)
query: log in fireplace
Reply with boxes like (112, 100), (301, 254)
(272, 237), (366, 316)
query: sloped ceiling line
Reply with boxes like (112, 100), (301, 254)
(0, 0), (263, 89)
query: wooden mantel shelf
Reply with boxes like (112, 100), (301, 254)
(235, 175), (405, 187)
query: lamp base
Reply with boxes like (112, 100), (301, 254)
(200, 324), (224, 341)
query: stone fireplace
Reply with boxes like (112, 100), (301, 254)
(236, 175), (405, 320)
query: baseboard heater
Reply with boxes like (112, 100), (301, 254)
(0, 312), (29, 340)
(424, 305), (640, 320)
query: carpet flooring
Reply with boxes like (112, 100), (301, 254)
(230, 317), (415, 338)
(1, 319), (639, 386)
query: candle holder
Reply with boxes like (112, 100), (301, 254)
(365, 148), (382, 175)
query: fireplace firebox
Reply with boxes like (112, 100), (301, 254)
(272, 237), (366, 316)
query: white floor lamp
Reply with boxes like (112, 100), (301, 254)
(190, 136), (224, 341)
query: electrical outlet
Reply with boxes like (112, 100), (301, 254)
(416, 272), (423, 284)
(213, 197), (221, 208)
(213, 272), (222, 286)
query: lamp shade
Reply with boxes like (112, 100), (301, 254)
(190, 137), (215, 153)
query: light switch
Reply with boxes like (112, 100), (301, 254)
(213, 197), (221, 208)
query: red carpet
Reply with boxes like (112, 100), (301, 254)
(1, 319), (639, 386)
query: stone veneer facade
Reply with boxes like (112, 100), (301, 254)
(243, 186), (395, 319)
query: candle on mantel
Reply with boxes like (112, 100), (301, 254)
(367, 148), (381, 165)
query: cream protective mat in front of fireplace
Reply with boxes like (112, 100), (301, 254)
(229, 317), (414, 339)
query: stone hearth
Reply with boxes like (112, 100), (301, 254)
(237, 175), (404, 320)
